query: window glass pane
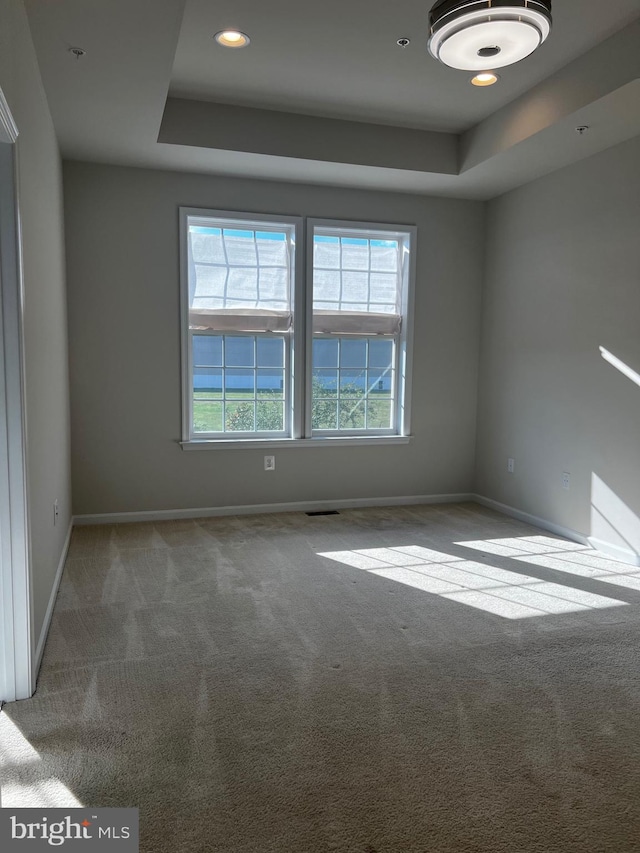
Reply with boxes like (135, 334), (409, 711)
(257, 268), (289, 310)
(312, 369), (338, 396)
(340, 369), (366, 395)
(193, 368), (222, 395)
(193, 335), (223, 366)
(312, 231), (401, 315)
(225, 337), (254, 367)
(193, 401), (223, 433)
(256, 401), (284, 432)
(225, 368), (254, 398)
(369, 273), (398, 312)
(257, 337), (284, 368)
(256, 232), (287, 266)
(313, 338), (339, 368)
(341, 271), (369, 308)
(339, 400), (366, 430)
(186, 216), (410, 441)
(223, 268), (258, 306)
(188, 224), (291, 320)
(225, 401), (255, 432)
(340, 339), (367, 368)
(313, 269), (341, 308)
(370, 240), (398, 272)
(311, 335), (396, 433)
(313, 235), (340, 269)
(223, 229), (257, 265)
(367, 399), (393, 429)
(367, 369), (392, 394)
(368, 338), (394, 369)
(312, 400), (338, 430)
(341, 239), (369, 270)
(189, 331), (289, 434)
(257, 369), (284, 398)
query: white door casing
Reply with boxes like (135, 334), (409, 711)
(0, 86), (33, 703)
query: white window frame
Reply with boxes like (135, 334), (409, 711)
(180, 208), (304, 441)
(306, 219), (416, 439)
(179, 209), (416, 449)
(189, 331), (292, 440)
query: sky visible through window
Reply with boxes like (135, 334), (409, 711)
(185, 216), (409, 436)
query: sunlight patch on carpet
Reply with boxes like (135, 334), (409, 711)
(0, 712), (83, 807)
(318, 544), (627, 619)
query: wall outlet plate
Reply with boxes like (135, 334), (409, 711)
(562, 472), (570, 490)
(264, 455), (275, 471)
(507, 458), (515, 473)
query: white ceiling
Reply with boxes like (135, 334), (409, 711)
(170, 0), (640, 132)
(23, 0), (640, 199)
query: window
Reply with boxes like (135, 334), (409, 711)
(180, 209), (415, 445)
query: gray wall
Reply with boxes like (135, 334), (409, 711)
(64, 162), (484, 515)
(0, 0), (71, 644)
(476, 136), (640, 561)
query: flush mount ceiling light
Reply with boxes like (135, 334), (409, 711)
(214, 30), (250, 48)
(428, 0), (552, 71)
(471, 71), (499, 86)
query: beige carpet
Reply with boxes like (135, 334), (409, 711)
(4, 502), (640, 852)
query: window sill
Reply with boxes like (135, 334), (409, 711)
(180, 435), (412, 451)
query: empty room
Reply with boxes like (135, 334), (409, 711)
(1, 0), (639, 851)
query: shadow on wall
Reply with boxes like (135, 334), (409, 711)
(591, 347), (640, 566)
(590, 474), (640, 566)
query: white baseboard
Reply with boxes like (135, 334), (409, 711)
(472, 494), (590, 546)
(587, 536), (640, 567)
(33, 520), (73, 679)
(73, 492), (474, 526)
(473, 493), (640, 567)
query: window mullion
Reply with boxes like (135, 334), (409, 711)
(183, 210), (413, 442)
(301, 221), (313, 438)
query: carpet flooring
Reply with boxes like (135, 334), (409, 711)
(3, 502), (640, 852)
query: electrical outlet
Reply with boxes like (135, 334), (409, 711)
(562, 472), (570, 490)
(507, 458), (515, 473)
(53, 499), (59, 526)
(264, 455), (275, 472)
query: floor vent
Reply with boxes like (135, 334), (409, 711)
(306, 510), (340, 517)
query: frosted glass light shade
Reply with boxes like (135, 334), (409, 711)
(428, 1), (552, 71)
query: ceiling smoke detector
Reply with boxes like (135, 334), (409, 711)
(427, 0), (552, 71)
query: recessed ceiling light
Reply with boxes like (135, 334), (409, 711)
(214, 30), (250, 48)
(427, 0), (552, 71)
(471, 72), (499, 87)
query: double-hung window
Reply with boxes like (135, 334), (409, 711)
(309, 221), (413, 436)
(180, 209), (415, 445)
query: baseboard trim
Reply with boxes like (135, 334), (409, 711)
(587, 536), (640, 567)
(33, 520), (73, 680)
(73, 492), (474, 526)
(471, 494), (590, 547)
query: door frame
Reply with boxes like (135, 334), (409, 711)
(0, 86), (33, 703)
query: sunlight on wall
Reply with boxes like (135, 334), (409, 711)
(600, 346), (640, 389)
(0, 713), (82, 807)
(590, 474), (640, 561)
(318, 542), (626, 619)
